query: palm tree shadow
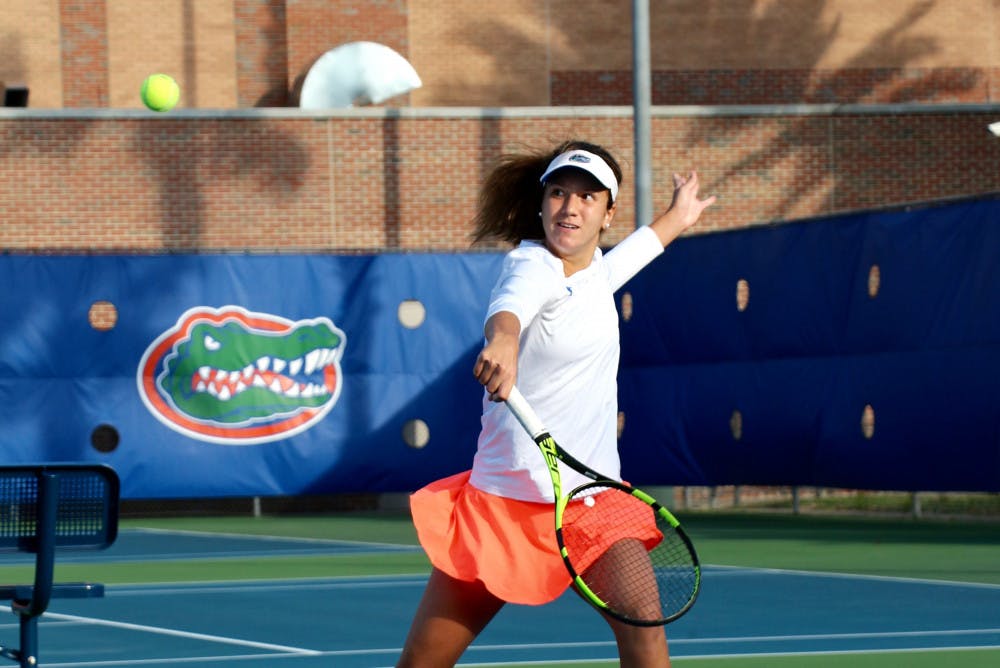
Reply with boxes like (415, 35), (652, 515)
(696, 0), (981, 217)
(130, 122), (310, 250)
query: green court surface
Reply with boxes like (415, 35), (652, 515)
(3, 509), (997, 667)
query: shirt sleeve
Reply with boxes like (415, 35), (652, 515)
(486, 246), (563, 329)
(603, 225), (665, 292)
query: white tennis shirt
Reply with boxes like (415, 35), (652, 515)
(469, 225), (664, 502)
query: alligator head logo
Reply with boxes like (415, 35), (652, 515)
(137, 306), (346, 444)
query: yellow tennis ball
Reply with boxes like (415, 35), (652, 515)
(140, 74), (180, 112)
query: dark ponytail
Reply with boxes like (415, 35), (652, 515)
(471, 140), (622, 246)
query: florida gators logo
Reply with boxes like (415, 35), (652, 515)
(137, 306), (346, 445)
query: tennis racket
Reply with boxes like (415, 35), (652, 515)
(505, 385), (700, 626)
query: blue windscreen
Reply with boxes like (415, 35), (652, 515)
(618, 195), (1000, 492)
(1, 195), (997, 497)
(0, 253), (501, 498)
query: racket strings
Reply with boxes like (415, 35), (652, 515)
(561, 484), (698, 624)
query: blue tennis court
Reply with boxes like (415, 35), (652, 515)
(6, 528), (1000, 667)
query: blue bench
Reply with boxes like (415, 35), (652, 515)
(0, 465), (119, 667)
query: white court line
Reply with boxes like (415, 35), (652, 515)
(32, 628), (1000, 667)
(41, 651), (404, 668)
(41, 611), (321, 656)
(33, 570), (1000, 666)
(108, 574), (428, 596)
(463, 628), (1000, 651)
(128, 526), (418, 551)
(97, 563), (997, 600)
(373, 642), (1000, 667)
(665, 644), (1000, 661)
(37, 642), (1000, 668)
(40, 653), (307, 667)
(705, 564), (1000, 589)
(666, 628), (1000, 644)
(0, 620), (80, 631)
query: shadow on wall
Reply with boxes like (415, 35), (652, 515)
(129, 122), (309, 250)
(181, 0), (197, 108)
(438, 1), (987, 230)
(248, 0), (290, 108)
(0, 31), (27, 105)
(688, 0), (982, 220)
(449, 0), (989, 227)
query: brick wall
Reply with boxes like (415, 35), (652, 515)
(59, 0), (109, 107)
(285, 0), (410, 105)
(105, 0), (237, 110)
(2, 2), (998, 254)
(235, 0), (289, 107)
(553, 68), (998, 106)
(408, 0), (550, 106)
(3, 1), (999, 109)
(0, 1), (62, 107)
(2, 107), (997, 252)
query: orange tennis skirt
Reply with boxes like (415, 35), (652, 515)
(409, 470), (661, 606)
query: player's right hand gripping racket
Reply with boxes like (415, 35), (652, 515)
(505, 386), (700, 626)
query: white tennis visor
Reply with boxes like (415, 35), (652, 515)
(540, 149), (619, 202)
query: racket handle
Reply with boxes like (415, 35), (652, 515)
(505, 386), (548, 440)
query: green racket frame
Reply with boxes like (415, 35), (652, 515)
(506, 386), (701, 626)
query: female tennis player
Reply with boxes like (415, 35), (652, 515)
(396, 140), (715, 667)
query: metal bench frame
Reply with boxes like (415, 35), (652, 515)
(0, 465), (119, 667)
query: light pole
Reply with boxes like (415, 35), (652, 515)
(633, 0), (652, 228)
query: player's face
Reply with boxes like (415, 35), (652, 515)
(541, 170), (616, 275)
